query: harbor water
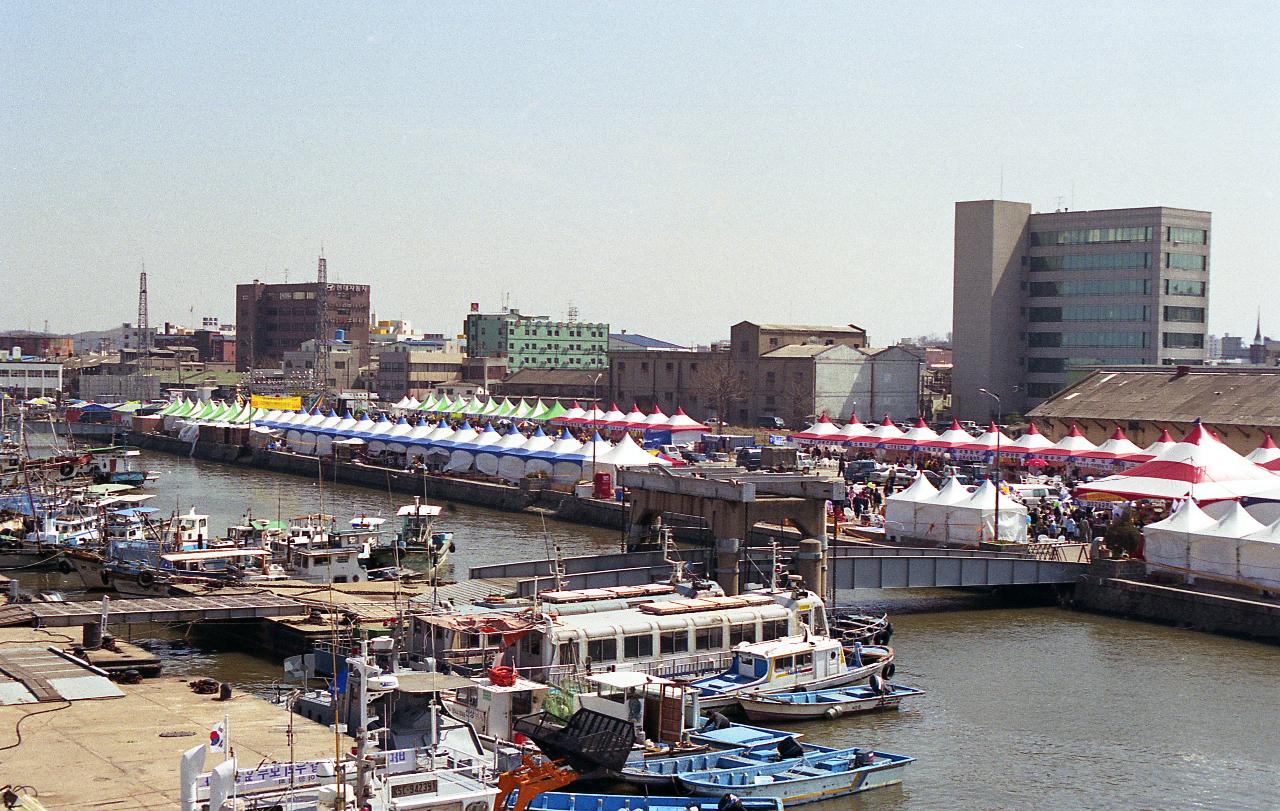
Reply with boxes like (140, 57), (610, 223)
(11, 448), (1280, 809)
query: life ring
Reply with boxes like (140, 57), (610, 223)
(100, 569), (111, 586)
(137, 570), (156, 589)
(59, 463), (76, 477)
(882, 662), (896, 679)
(58, 558), (73, 575)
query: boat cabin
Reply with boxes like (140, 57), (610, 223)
(575, 672), (698, 747)
(443, 673), (550, 745)
(159, 548), (271, 576)
(286, 545), (366, 583)
(727, 636), (847, 690)
(165, 510), (210, 546)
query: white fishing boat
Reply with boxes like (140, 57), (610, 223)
(686, 635), (895, 709)
(676, 746), (915, 805)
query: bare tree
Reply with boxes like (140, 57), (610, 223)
(694, 354), (749, 427)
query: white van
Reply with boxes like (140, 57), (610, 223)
(1009, 484), (1053, 508)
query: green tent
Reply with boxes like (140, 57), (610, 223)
(511, 399), (532, 420)
(539, 401), (568, 422)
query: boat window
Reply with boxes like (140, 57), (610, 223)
(762, 620), (786, 640)
(314, 555), (329, 566)
(795, 652), (813, 670)
(774, 654), (792, 672)
(586, 639), (617, 663)
(623, 634), (653, 659)
(659, 631), (688, 654)
(729, 623), (755, 645)
(456, 687), (479, 708)
(336, 555), (350, 564)
(556, 642), (576, 664)
(334, 576), (347, 583)
(512, 690), (533, 716)
(695, 627), (723, 650)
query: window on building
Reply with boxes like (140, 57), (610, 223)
(1165, 279), (1206, 296)
(1165, 226), (1208, 244)
(665, 362), (673, 371)
(1027, 357), (1065, 373)
(1060, 331), (1151, 348)
(1162, 332), (1205, 349)
(1028, 278), (1150, 297)
(1163, 306), (1205, 323)
(1028, 252), (1151, 273)
(765, 371), (776, 386)
(640, 362), (649, 372)
(1031, 305), (1149, 323)
(1028, 332), (1062, 348)
(623, 634), (653, 659)
(1165, 252), (1207, 270)
(769, 337), (779, 347)
(1025, 382), (1060, 398)
(1030, 226), (1153, 246)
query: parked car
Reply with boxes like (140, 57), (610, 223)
(843, 459), (882, 483)
(736, 447), (763, 471)
(680, 449), (709, 464)
(1009, 483), (1053, 508)
(757, 416), (787, 429)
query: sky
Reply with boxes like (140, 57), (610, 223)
(2, 2), (1278, 346)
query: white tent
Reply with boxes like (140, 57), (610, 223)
(1143, 499), (1218, 572)
(475, 427), (530, 476)
(596, 434), (670, 470)
(835, 415), (871, 441)
(523, 431), (584, 478)
(445, 424), (503, 471)
(914, 478), (973, 543)
(1246, 434), (1280, 466)
(1240, 519), (1280, 590)
(550, 433), (613, 484)
(946, 481), (1029, 545)
(1188, 502), (1265, 581)
(884, 474), (939, 541)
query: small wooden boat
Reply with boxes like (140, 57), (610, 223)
(616, 734), (841, 789)
(518, 793), (783, 811)
(738, 683), (924, 722)
(677, 747), (914, 805)
(686, 634), (894, 709)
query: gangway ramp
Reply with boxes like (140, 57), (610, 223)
(0, 593), (306, 628)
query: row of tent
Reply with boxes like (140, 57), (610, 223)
(1145, 499), (1280, 590)
(154, 397), (266, 424)
(390, 395), (711, 434)
(794, 414), (1280, 471)
(253, 410), (672, 483)
(884, 477), (1029, 545)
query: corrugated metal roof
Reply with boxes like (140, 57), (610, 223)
(1028, 368), (1280, 427)
(754, 323), (866, 333)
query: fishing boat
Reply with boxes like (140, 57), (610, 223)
(85, 445), (155, 487)
(686, 634), (895, 709)
(676, 747), (915, 805)
(615, 731), (843, 789)
(737, 682), (925, 722)
(360, 498), (455, 574)
(518, 794), (782, 811)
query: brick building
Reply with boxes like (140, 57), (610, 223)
(235, 280), (370, 371)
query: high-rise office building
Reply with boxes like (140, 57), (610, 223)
(953, 200), (1210, 419)
(235, 280), (371, 371)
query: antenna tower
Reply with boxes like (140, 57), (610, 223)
(315, 250), (329, 402)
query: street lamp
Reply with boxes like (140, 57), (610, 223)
(977, 388), (1002, 544)
(590, 372), (604, 485)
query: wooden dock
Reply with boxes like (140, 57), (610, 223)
(0, 593), (307, 628)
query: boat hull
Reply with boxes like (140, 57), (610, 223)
(697, 657), (892, 710)
(678, 756), (912, 805)
(739, 692), (909, 722)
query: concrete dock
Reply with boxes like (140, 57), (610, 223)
(0, 627), (163, 676)
(0, 675), (337, 809)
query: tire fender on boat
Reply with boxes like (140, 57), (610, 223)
(100, 568), (111, 586)
(824, 705), (844, 719)
(138, 570), (155, 589)
(59, 463), (76, 478)
(882, 662), (896, 679)
(58, 558), (73, 575)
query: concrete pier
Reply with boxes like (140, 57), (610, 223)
(0, 676), (336, 809)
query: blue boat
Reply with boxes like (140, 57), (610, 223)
(677, 747), (914, 805)
(516, 793), (782, 811)
(737, 683), (925, 723)
(617, 735), (843, 789)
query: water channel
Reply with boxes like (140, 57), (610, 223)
(10, 448), (1280, 808)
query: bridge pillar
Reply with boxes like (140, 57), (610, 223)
(715, 537), (741, 596)
(795, 537), (826, 596)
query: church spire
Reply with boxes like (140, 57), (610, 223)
(1255, 308), (1264, 345)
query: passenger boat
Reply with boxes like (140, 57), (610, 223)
(85, 445), (154, 487)
(518, 794), (782, 811)
(686, 634), (895, 709)
(737, 682), (925, 722)
(357, 498), (454, 574)
(676, 747), (915, 805)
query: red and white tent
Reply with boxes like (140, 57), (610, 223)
(922, 419), (973, 451)
(557, 402), (587, 424)
(610, 404), (650, 430)
(1075, 422), (1280, 503)
(1127, 428), (1176, 463)
(1006, 423), (1055, 455)
(1078, 427), (1143, 464)
(664, 408), (710, 439)
(1036, 423), (1097, 460)
(958, 421), (1013, 455)
(642, 407), (670, 430)
(790, 415), (843, 445)
(836, 414), (872, 441)
(1246, 433), (1280, 467)
(851, 416), (905, 448)
(882, 417), (938, 449)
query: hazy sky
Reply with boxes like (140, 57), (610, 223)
(3, 3), (1277, 346)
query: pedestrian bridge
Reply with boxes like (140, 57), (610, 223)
(830, 545), (1088, 590)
